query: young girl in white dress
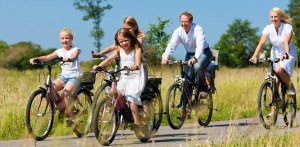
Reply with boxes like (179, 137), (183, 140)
(250, 7), (297, 115)
(93, 28), (145, 126)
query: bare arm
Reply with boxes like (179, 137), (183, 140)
(284, 32), (293, 56)
(29, 51), (57, 64)
(249, 34), (268, 63)
(131, 48), (142, 70)
(93, 44), (115, 56)
(93, 50), (118, 70)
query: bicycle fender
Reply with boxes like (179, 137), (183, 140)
(39, 87), (47, 97)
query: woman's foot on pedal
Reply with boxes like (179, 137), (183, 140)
(288, 89), (296, 96)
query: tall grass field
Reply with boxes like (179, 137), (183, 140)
(1, 64), (300, 143)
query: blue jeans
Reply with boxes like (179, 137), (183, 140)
(184, 48), (212, 91)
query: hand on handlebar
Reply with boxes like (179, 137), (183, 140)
(280, 54), (289, 61)
(161, 59), (168, 65)
(187, 58), (197, 66)
(249, 57), (258, 64)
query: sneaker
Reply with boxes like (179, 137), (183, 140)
(199, 92), (208, 99)
(288, 89), (296, 96)
(66, 119), (75, 127)
(266, 113), (273, 119)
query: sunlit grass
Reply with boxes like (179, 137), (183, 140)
(1, 64), (300, 144)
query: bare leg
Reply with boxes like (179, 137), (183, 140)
(205, 75), (211, 88)
(275, 63), (295, 91)
(53, 79), (65, 111)
(61, 82), (76, 122)
(129, 101), (139, 125)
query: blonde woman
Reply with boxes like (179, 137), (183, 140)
(249, 7), (297, 114)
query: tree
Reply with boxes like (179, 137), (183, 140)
(144, 17), (172, 65)
(214, 19), (264, 67)
(0, 42), (53, 70)
(0, 40), (9, 55)
(74, 0), (112, 52)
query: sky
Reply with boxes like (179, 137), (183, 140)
(0, 0), (290, 61)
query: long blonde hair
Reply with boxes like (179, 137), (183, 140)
(270, 7), (292, 24)
(123, 16), (144, 39)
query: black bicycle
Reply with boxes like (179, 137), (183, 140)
(25, 58), (93, 140)
(165, 60), (218, 129)
(257, 58), (297, 129)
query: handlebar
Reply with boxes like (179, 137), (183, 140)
(257, 58), (281, 63)
(32, 57), (73, 66)
(91, 51), (108, 59)
(95, 66), (129, 75)
(167, 60), (188, 65)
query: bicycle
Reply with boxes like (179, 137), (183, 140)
(93, 66), (162, 146)
(165, 60), (218, 129)
(25, 57), (93, 141)
(91, 54), (163, 138)
(257, 58), (297, 129)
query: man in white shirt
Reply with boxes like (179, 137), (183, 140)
(161, 11), (212, 95)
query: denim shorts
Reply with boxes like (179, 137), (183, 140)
(58, 74), (79, 85)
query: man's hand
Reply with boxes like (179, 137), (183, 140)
(188, 58), (197, 66)
(161, 59), (168, 65)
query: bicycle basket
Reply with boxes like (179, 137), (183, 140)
(141, 78), (162, 102)
(79, 72), (96, 85)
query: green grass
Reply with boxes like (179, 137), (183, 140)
(1, 65), (300, 143)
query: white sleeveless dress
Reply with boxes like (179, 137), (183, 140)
(117, 49), (146, 105)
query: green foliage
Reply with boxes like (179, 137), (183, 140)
(214, 19), (263, 67)
(0, 40), (9, 55)
(0, 42), (55, 70)
(73, 0), (112, 52)
(286, 0), (300, 65)
(144, 17), (172, 65)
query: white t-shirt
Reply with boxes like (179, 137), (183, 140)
(262, 22), (297, 58)
(56, 47), (82, 77)
(162, 23), (209, 60)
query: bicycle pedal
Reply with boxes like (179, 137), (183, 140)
(213, 108), (218, 111)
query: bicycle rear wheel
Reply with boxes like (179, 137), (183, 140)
(258, 81), (278, 129)
(72, 88), (93, 137)
(197, 93), (213, 126)
(26, 89), (54, 141)
(165, 83), (186, 129)
(93, 97), (119, 146)
(283, 94), (297, 127)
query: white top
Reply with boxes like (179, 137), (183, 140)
(117, 49), (145, 105)
(262, 22), (297, 76)
(162, 23), (209, 60)
(56, 47), (82, 77)
(262, 22), (297, 58)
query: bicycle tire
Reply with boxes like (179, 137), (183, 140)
(134, 99), (155, 142)
(92, 82), (111, 113)
(283, 94), (297, 127)
(93, 97), (119, 146)
(165, 83), (186, 129)
(25, 89), (54, 141)
(150, 91), (163, 135)
(197, 93), (213, 126)
(258, 81), (278, 129)
(72, 88), (93, 137)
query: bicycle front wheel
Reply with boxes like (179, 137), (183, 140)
(258, 81), (278, 129)
(93, 97), (119, 146)
(25, 89), (54, 141)
(165, 83), (186, 129)
(72, 88), (93, 137)
(197, 93), (213, 126)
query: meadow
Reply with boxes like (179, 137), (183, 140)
(1, 64), (300, 144)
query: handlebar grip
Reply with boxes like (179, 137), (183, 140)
(91, 51), (94, 54)
(96, 66), (103, 71)
(33, 59), (41, 64)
